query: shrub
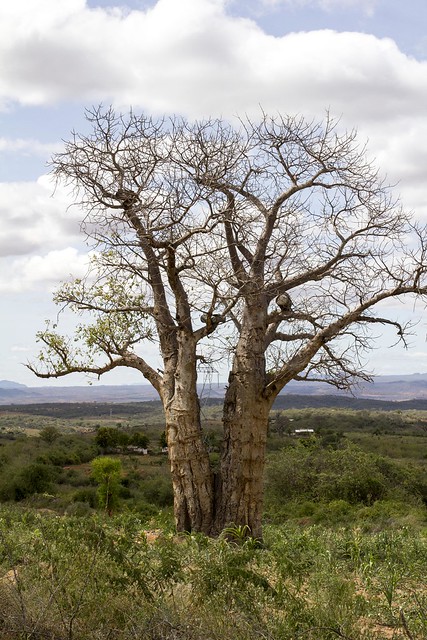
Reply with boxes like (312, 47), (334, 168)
(140, 476), (174, 507)
(91, 456), (122, 514)
(65, 501), (94, 517)
(0, 463), (58, 502)
(39, 425), (60, 444)
(265, 442), (425, 513)
(73, 487), (98, 508)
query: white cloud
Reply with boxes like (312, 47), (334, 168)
(0, 247), (93, 293)
(357, 116), (427, 217)
(261, 0), (378, 16)
(0, 0), (426, 231)
(0, 0), (426, 126)
(11, 345), (31, 352)
(0, 137), (62, 156)
(0, 0), (425, 256)
(0, 175), (82, 257)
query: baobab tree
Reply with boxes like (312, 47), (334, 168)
(29, 107), (427, 537)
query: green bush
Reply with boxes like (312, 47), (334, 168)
(65, 501), (94, 517)
(39, 425), (60, 444)
(0, 463), (58, 501)
(73, 487), (98, 508)
(140, 475), (174, 507)
(265, 442), (426, 515)
(60, 467), (91, 487)
(36, 439), (97, 467)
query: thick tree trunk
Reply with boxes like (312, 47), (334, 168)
(163, 333), (214, 534)
(213, 375), (270, 539)
(213, 298), (271, 540)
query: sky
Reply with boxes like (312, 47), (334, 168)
(1, 0), (427, 387)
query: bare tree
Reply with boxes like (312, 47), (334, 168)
(29, 107), (427, 537)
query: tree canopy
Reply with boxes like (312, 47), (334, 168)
(29, 107), (427, 536)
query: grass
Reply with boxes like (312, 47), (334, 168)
(0, 507), (425, 639)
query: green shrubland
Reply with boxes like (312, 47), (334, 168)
(0, 404), (425, 638)
(0, 508), (425, 639)
(264, 440), (427, 527)
(0, 405), (426, 527)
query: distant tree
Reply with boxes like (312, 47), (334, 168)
(91, 457), (122, 515)
(273, 412), (291, 436)
(95, 427), (120, 450)
(116, 431), (130, 448)
(39, 425), (60, 444)
(159, 431), (167, 450)
(29, 108), (427, 538)
(130, 432), (149, 448)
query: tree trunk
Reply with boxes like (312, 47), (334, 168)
(213, 299), (271, 540)
(214, 375), (270, 539)
(163, 333), (214, 534)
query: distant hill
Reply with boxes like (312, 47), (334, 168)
(2, 373), (427, 406)
(0, 383), (160, 404)
(272, 394), (427, 411)
(0, 380), (28, 389)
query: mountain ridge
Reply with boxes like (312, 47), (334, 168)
(2, 373), (427, 405)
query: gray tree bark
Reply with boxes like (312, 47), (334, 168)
(162, 333), (214, 534)
(213, 295), (272, 539)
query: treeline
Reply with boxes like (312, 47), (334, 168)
(6, 393), (427, 419)
(273, 394), (427, 411)
(0, 401), (164, 418)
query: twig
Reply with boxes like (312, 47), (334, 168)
(400, 608), (415, 640)
(295, 625), (354, 639)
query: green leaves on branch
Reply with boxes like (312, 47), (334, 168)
(27, 249), (158, 378)
(55, 262), (150, 316)
(31, 267), (154, 376)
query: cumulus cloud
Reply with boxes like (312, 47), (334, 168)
(0, 0), (426, 127)
(356, 115), (427, 217)
(0, 247), (93, 293)
(1, 0), (425, 235)
(1, 0), (426, 228)
(0, 175), (82, 257)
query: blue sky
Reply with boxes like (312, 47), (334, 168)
(1, 0), (427, 386)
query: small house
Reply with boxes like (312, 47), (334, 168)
(292, 429), (315, 437)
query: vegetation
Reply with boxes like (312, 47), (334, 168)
(0, 401), (426, 520)
(0, 407), (168, 517)
(0, 402), (425, 638)
(91, 456), (123, 514)
(0, 509), (426, 639)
